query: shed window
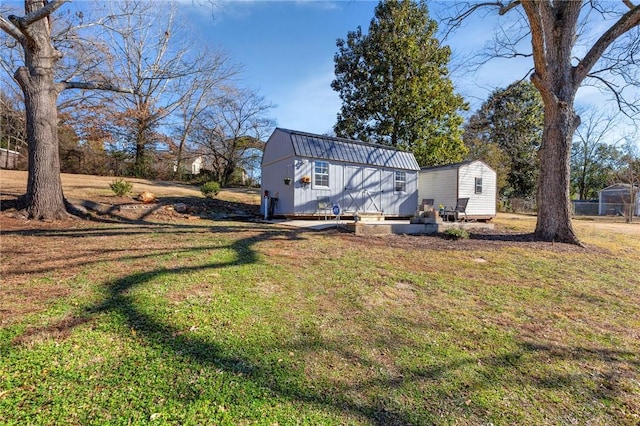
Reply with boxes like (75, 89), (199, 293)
(475, 177), (483, 194)
(395, 171), (407, 193)
(314, 161), (329, 187)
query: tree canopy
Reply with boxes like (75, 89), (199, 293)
(332, 0), (467, 167)
(464, 81), (543, 199)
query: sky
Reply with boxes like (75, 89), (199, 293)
(2, 0), (636, 140)
(177, 0), (636, 138)
(180, 0), (536, 135)
(183, 1), (388, 134)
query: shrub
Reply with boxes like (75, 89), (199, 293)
(443, 228), (470, 240)
(109, 179), (133, 197)
(200, 181), (221, 199)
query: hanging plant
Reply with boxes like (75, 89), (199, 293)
(300, 175), (311, 184)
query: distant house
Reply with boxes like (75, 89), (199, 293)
(190, 156), (204, 175)
(418, 160), (497, 220)
(260, 128), (420, 218)
(598, 183), (639, 216)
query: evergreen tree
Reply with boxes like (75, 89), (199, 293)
(332, 0), (467, 166)
(464, 81), (543, 199)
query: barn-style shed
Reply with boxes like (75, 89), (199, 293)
(418, 160), (496, 221)
(598, 183), (639, 216)
(261, 128), (420, 218)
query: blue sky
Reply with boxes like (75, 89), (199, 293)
(179, 0), (639, 142)
(183, 1), (384, 134)
(181, 0), (536, 134)
(2, 0), (635, 140)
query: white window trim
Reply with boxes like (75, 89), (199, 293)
(394, 170), (407, 194)
(313, 161), (330, 189)
(475, 177), (483, 194)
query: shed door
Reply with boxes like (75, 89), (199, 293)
(343, 166), (382, 213)
(361, 168), (381, 213)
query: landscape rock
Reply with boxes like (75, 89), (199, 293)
(138, 191), (156, 203)
(174, 202), (188, 213)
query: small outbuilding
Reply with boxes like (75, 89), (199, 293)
(0, 148), (20, 169)
(418, 160), (496, 221)
(598, 183), (639, 216)
(261, 128), (420, 218)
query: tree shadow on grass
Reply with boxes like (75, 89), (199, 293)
(6, 219), (421, 423)
(77, 227), (420, 425)
(86, 233), (640, 423)
(7, 220), (639, 424)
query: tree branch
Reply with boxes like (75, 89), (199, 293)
(444, 1), (520, 38)
(573, 5), (640, 85)
(586, 73), (640, 117)
(0, 14), (26, 43)
(520, 1), (551, 91)
(56, 80), (135, 95)
(20, 0), (70, 27)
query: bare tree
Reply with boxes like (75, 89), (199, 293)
(191, 89), (274, 187)
(571, 106), (623, 200)
(614, 138), (640, 222)
(448, 1), (640, 244)
(0, 1), (132, 219)
(94, 0), (212, 177)
(171, 50), (238, 180)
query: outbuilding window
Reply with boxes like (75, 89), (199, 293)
(395, 171), (407, 193)
(475, 177), (483, 194)
(314, 161), (329, 187)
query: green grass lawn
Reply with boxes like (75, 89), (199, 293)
(1, 216), (639, 425)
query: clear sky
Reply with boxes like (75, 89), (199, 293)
(183, 1), (384, 134)
(2, 0), (636, 140)
(180, 0), (537, 135)
(180, 0), (634, 137)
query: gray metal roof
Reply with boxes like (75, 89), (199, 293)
(420, 160), (494, 172)
(280, 128), (420, 171)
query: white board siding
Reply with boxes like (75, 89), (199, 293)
(418, 168), (458, 209)
(458, 162), (496, 216)
(418, 160), (496, 218)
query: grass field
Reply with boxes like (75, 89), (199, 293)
(1, 172), (639, 425)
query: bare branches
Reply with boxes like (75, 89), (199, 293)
(585, 73), (640, 117)
(446, 1), (520, 28)
(574, 4), (640, 84)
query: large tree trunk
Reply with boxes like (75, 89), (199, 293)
(18, 69), (67, 219)
(534, 101), (580, 243)
(13, 1), (68, 220)
(523, 1), (583, 245)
